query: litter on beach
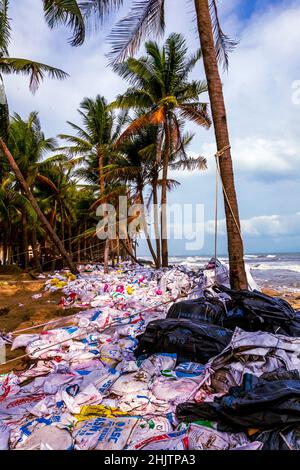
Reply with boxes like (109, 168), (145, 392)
(0, 260), (300, 450)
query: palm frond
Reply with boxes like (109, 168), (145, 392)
(209, 0), (238, 71)
(0, 0), (11, 56)
(36, 174), (59, 193)
(108, 0), (165, 64)
(170, 156), (207, 172)
(80, 0), (123, 34)
(43, 0), (86, 46)
(179, 102), (211, 128)
(0, 57), (68, 93)
(0, 75), (9, 140)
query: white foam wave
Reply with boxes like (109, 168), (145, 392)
(252, 263), (300, 273)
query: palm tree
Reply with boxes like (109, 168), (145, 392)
(111, 33), (210, 266)
(106, 0), (248, 288)
(0, 0), (78, 272)
(59, 95), (128, 272)
(0, 176), (37, 265)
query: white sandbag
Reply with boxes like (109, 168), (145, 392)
(94, 417), (137, 450)
(11, 334), (40, 351)
(0, 424), (10, 450)
(151, 377), (200, 404)
(135, 430), (188, 450)
(141, 353), (177, 377)
(15, 426), (73, 450)
(117, 390), (151, 413)
(80, 367), (120, 394)
(188, 423), (251, 450)
(126, 417), (172, 449)
(110, 370), (151, 395)
(59, 383), (102, 414)
(73, 417), (136, 450)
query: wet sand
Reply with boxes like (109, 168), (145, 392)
(0, 276), (83, 374)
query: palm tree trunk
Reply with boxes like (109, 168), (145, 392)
(116, 234), (120, 264)
(98, 147), (111, 273)
(161, 120), (170, 267)
(139, 189), (158, 266)
(104, 238), (110, 274)
(0, 139), (79, 275)
(120, 239), (142, 265)
(32, 227), (42, 272)
(68, 222), (72, 255)
(194, 0), (247, 289)
(22, 213), (29, 270)
(84, 220), (87, 260)
(152, 178), (161, 268)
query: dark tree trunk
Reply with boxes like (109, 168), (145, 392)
(104, 238), (110, 274)
(22, 213), (29, 270)
(194, 0), (247, 289)
(31, 227), (42, 272)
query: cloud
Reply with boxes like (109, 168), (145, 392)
(4, 0), (300, 254)
(206, 212), (300, 238)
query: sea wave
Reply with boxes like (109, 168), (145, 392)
(252, 263), (300, 273)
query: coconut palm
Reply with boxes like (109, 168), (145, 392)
(106, 0), (247, 288)
(0, 0), (78, 272)
(111, 33), (210, 266)
(59, 95), (129, 272)
(0, 176), (37, 265)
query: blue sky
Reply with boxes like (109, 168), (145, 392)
(4, 0), (300, 256)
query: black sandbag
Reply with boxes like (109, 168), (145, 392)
(215, 285), (295, 322)
(167, 286), (299, 335)
(134, 318), (233, 364)
(167, 296), (227, 323)
(176, 371), (300, 428)
(215, 285), (297, 335)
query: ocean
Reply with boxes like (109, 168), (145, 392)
(141, 253), (300, 292)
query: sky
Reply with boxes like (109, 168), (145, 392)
(4, 0), (300, 256)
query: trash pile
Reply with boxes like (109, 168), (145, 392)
(1, 260), (300, 450)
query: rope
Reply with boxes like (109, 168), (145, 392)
(9, 215), (155, 262)
(214, 154), (219, 279)
(0, 285), (197, 368)
(214, 145), (243, 240)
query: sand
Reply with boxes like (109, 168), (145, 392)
(0, 275), (83, 374)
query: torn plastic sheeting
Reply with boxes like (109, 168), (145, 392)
(252, 426), (300, 450)
(176, 371), (300, 429)
(207, 328), (300, 392)
(0, 393), (46, 417)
